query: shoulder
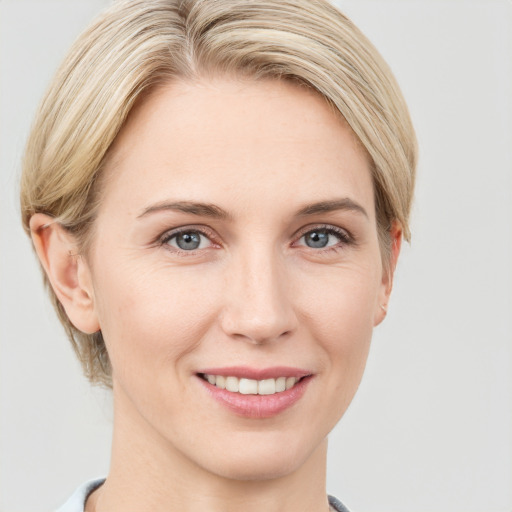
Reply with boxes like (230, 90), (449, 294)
(55, 478), (105, 512)
(328, 495), (351, 512)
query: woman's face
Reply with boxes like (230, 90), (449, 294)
(84, 78), (393, 480)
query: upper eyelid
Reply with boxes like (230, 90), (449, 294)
(159, 225), (216, 242)
(293, 223), (352, 241)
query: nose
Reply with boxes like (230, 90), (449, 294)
(219, 247), (297, 344)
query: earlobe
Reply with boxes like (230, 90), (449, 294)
(374, 221), (402, 326)
(29, 213), (100, 334)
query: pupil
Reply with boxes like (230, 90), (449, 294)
(177, 232), (201, 250)
(306, 230), (328, 248)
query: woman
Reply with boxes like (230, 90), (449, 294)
(20, 1), (417, 511)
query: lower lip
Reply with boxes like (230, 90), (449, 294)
(197, 376), (312, 419)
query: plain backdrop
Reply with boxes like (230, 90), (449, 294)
(1, 1), (511, 511)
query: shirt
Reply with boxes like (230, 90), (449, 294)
(56, 478), (351, 512)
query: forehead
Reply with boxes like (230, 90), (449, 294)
(100, 77), (374, 220)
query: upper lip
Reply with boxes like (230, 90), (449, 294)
(197, 366), (312, 380)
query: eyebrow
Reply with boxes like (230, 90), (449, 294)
(137, 197), (368, 220)
(296, 198), (368, 218)
(137, 201), (232, 220)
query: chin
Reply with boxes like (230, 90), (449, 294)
(192, 430), (326, 482)
(210, 458), (297, 482)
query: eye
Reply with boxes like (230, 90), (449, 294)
(296, 226), (351, 250)
(164, 229), (212, 251)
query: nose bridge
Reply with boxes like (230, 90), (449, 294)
(220, 241), (296, 344)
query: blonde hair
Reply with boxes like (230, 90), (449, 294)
(20, 0), (417, 386)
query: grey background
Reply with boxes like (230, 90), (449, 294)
(1, 1), (511, 511)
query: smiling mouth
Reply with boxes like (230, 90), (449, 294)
(198, 373), (307, 395)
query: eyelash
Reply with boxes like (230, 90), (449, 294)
(158, 225), (218, 255)
(294, 224), (354, 253)
(158, 224), (354, 255)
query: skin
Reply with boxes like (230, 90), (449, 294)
(31, 77), (401, 512)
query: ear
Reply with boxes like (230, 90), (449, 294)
(29, 213), (100, 334)
(374, 221), (402, 326)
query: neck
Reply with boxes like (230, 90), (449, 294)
(89, 387), (331, 512)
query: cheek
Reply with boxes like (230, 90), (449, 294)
(302, 259), (381, 333)
(91, 259), (221, 379)
(299, 262), (380, 380)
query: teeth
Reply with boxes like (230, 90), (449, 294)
(286, 377), (296, 390)
(258, 378), (275, 395)
(216, 375), (226, 389)
(225, 376), (239, 392)
(203, 374), (301, 395)
(239, 378), (258, 395)
(276, 376), (286, 392)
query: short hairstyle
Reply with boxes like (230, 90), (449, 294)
(20, 0), (417, 386)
